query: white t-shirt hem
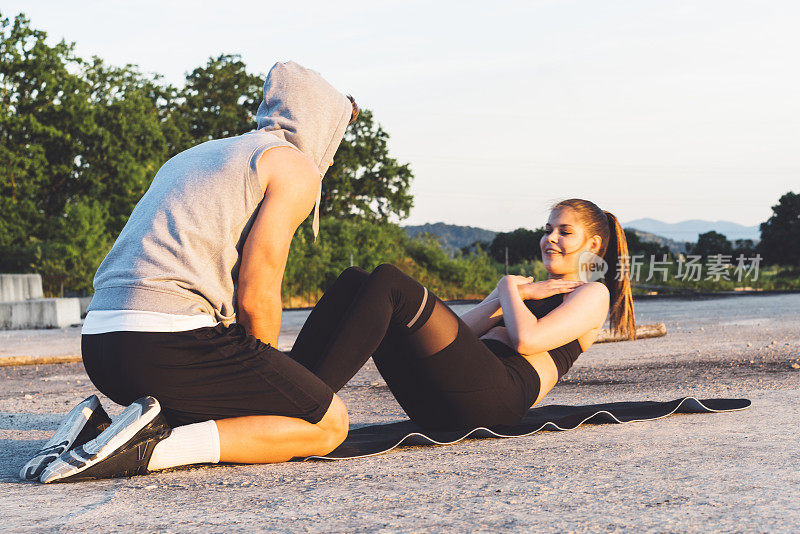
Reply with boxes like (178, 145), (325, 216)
(82, 310), (219, 334)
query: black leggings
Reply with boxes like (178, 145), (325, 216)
(290, 264), (541, 431)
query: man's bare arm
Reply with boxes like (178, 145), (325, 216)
(237, 147), (320, 346)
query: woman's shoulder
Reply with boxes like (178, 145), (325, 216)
(565, 281), (610, 303)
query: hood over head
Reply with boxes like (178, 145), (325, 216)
(256, 61), (352, 239)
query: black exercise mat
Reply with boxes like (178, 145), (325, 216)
(302, 397), (750, 461)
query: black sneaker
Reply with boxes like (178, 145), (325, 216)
(19, 394), (112, 481)
(39, 396), (171, 484)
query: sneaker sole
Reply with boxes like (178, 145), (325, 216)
(19, 395), (110, 481)
(39, 396), (163, 484)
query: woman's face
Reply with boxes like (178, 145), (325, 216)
(540, 208), (600, 277)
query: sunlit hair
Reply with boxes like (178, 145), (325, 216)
(347, 95), (359, 124)
(550, 198), (636, 340)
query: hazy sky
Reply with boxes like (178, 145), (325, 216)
(5, 0), (798, 230)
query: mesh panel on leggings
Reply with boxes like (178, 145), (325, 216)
(407, 298), (460, 356)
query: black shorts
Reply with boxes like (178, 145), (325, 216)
(81, 323), (335, 427)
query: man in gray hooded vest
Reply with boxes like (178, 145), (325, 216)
(23, 62), (359, 483)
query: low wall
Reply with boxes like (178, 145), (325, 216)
(0, 274), (43, 302)
(0, 298), (81, 329)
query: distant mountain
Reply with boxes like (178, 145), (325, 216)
(623, 218), (760, 242)
(404, 222), (497, 252)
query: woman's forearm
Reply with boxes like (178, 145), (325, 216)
(498, 279), (538, 353)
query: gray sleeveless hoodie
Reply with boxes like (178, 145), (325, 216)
(88, 61), (352, 325)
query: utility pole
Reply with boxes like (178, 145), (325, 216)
(505, 247), (509, 275)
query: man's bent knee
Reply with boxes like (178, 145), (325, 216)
(315, 394), (348, 455)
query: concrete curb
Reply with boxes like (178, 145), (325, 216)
(0, 354), (82, 367)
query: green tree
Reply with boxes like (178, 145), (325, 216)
(731, 238), (757, 258)
(759, 191), (800, 266)
(489, 227), (545, 264)
(0, 13), (170, 292)
(0, 12), (93, 285)
(321, 109), (414, 221)
(282, 218), (499, 305)
(687, 230), (733, 257)
(171, 54), (263, 154)
(34, 200), (111, 294)
(79, 58), (170, 233)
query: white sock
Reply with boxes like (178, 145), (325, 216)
(147, 420), (221, 471)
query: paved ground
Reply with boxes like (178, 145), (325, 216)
(1, 293), (799, 532)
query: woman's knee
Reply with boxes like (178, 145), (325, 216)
(330, 266), (369, 295)
(368, 263), (414, 295)
(340, 265), (369, 282)
(370, 262), (403, 281)
(315, 394), (348, 454)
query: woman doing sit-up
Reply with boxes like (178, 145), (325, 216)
(289, 198), (636, 431)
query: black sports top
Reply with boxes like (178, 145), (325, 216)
(489, 293), (584, 378)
